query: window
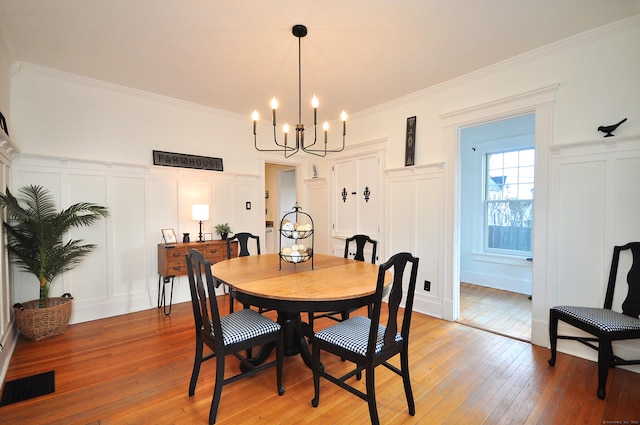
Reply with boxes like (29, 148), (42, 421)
(485, 148), (534, 254)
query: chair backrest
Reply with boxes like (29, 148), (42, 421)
(344, 234), (377, 264)
(368, 252), (419, 356)
(227, 232), (261, 259)
(604, 242), (640, 318)
(186, 248), (223, 349)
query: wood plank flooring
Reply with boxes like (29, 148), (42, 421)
(459, 282), (532, 342)
(1, 296), (638, 424)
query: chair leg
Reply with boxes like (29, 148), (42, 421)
(189, 337), (204, 396)
(308, 312), (314, 333)
(548, 310), (558, 366)
(365, 365), (380, 425)
(209, 353), (226, 425)
(276, 331), (285, 395)
(401, 349), (415, 416)
(229, 291), (235, 313)
(311, 342), (321, 407)
(597, 339), (613, 400)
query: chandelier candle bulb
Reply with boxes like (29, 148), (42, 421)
(341, 111), (348, 135)
(271, 97), (278, 125)
(323, 121), (329, 143)
(312, 95), (319, 125)
(252, 110), (259, 134)
(283, 124), (289, 145)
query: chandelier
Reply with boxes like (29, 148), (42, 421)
(252, 24), (347, 158)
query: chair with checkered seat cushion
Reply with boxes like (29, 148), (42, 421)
(308, 234), (378, 331)
(311, 252), (419, 425)
(186, 249), (284, 425)
(548, 242), (640, 400)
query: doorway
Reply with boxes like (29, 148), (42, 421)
(458, 114), (534, 341)
(264, 163), (297, 254)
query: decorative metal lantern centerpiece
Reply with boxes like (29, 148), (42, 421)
(279, 203), (314, 269)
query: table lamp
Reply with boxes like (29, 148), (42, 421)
(192, 204), (209, 242)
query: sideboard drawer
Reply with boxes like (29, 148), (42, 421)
(203, 245), (225, 263)
(158, 240), (237, 277)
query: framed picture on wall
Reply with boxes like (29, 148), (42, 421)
(405, 116), (416, 166)
(162, 229), (177, 244)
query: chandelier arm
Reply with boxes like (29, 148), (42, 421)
(253, 134), (300, 152)
(302, 132), (346, 156)
(304, 122), (319, 150)
(254, 140), (299, 154)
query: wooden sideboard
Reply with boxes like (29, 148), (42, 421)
(157, 240), (238, 314)
(158, 240), (238, 277)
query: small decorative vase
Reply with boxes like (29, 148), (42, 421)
(183, 233), (190, 243)
(221, 232), (228, 240)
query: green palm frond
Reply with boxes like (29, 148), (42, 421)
(0, 185), (109, 307)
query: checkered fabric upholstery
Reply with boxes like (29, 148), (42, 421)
(209, 308), (281, 346)
(553, 306), (640, 333)
(314, 315), (402, 356)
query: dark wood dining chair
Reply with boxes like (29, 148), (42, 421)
(225, 232), (261, 312)
(344, 234), (377, 263)
(226, 232), (261, 259)
(548, 242), (640, 399)
(308, 234), (378, 331)
(311, 252), (419, 425)
(186, 249), (284, 425)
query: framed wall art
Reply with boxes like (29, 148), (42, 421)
(405, 116), (416, 167)
(162, 228), (177, 244)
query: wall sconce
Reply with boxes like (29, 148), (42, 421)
(364, 186), (371, 202)
(192, 204), (209, 242)
(341, 188), (347, 202)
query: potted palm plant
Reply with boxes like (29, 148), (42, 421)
(0, 185), (108, 340)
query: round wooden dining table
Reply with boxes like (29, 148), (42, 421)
(211, 253), (391, 367)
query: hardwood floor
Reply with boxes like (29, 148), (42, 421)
(459, 282), (532, 342)
(1, 296), (639, 424)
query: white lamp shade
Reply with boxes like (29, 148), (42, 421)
(192, 204), (209, 221)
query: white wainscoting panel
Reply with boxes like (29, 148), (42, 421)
(386, 164), (446, 318)
(10, 155), (262, 324)
(548, 137), (640, 370)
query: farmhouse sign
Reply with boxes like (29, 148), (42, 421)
(153, 150), (223, 172)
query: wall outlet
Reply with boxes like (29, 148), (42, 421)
(424, 280), (431, 291)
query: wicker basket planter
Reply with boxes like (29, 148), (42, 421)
(14, 294), (73, 341)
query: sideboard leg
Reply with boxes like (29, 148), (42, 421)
(158, 275), (175, 316)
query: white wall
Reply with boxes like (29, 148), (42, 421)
(1, 17), (639, 374)
(10, 155), (263, 324)
(9, 62), (263, 174)
(351, 18), (640, 366)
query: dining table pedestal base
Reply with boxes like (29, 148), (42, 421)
(238, 309), (314, 370)
(278, 311), (314, 367)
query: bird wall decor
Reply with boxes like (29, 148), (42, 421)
(597, 118), (627, 138)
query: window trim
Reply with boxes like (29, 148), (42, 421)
(482, 146), (534, 257)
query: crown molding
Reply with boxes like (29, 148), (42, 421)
(12, 62), (248, 122)
(356, 15), (640, 117)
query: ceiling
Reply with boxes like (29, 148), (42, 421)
(1, 1), (639, 124)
